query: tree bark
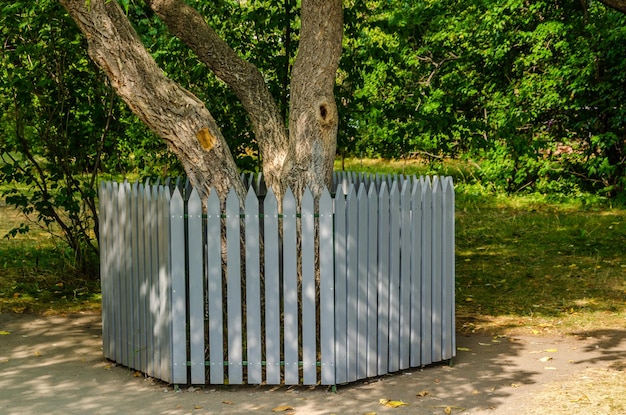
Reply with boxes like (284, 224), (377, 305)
(286, 0), (343, 200)
(59, 0), (245, 201)
(145, 0), (289, 198)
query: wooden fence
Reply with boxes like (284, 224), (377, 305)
(98, 173), (455, 386)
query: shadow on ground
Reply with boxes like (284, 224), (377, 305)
(0, 313), (624, 415)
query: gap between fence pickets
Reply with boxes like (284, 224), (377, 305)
(98, 174), (456, 387)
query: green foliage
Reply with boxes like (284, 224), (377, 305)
(0, 0), (180, 275)
(343, 0), (626, 200)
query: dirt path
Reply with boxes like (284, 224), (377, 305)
(0, 312), (624, 415)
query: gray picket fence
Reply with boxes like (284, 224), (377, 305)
(98, 173), (455, 386)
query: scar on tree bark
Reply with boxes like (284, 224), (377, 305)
(196, 127), (216, 151)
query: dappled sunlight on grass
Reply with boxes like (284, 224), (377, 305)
(456, 193), (626, 334)
(0, 205), (101, 314)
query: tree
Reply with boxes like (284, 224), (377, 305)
(59, 0), (343, 202)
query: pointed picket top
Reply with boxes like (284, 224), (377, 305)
(345, 182), (356, 201)
(188, 187), (202, 219)
(245, 186), (258, 211)
(378, 180), (389, 200)
(389, 177), (400, 198)
(302, 187), (314, 216)
(401, 177), (411, 197)
(442, 176), (454, 195)
(357, 182), (367, 202)
(169, 185), (183, 219)
(283, 186), (296, 216)
(319, 187), (333, 225)
(225, 187), (240, 217)
(264, 186), (278, 214)
(432, 175), (441, 192)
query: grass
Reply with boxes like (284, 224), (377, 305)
(2, 159), (625, 336)
(454, 187), (626, 335)
(0, 202), (101, 314)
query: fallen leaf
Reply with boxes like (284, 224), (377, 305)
(511, 383), (520, 388)
(193, 405), (203, 409)
(544, 366), (557, 370)
(12, 306), (26, 314)
(133, 371), (142, 377)
(444, 406), (452, 414)
(539, 356), (552, 362)
(456, 347), (471, 352)
(433, 378), (441, 384)
(363, 412), (377, 415)
(34, 351), (42, 357)
(223, 400), (234, 405)
(272, 405), (294, 412)
(0, 331), (10, 335)
(378, 399), (408, 408)
(478, 342), (491, 346)
(416, 390), (429, 397)
(545, 348), (558, 353)
(104, 365), (112, 370)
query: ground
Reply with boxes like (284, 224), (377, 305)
(0, 312), (624, 415)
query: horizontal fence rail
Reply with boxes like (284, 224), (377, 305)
(99, 173), (455, 386)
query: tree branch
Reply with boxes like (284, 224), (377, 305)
(145, 0), (289, 191)
(59, 0), (245, 200)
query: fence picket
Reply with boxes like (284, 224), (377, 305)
(170, 187), (187, 384)
(366, 183), (378, 378)
(410, 180), (422, 367)
(283, 188), (299, 385)
(399, 181), (412, 370)
(245, 188), (262, 384)
(442, 177), (456, 360)
(334, 184), (348, 384)
(420, 177), (433, 366)
(188, 188), (205, 384)
(264, 189), (281, 384)
(226, 190), (243, 384)
(319, 189), (335, 385)
(158, 185), (172, 383)
(99, 182), (111, 360)
(150, 183), (160, 378)
(377, 182), (390, 375)
(206, 190), (224, 384)
(356, 184), (368, 380)
(388, 182), (401, 373)
(431, 177), (443, 363)
(301, 188), (317, 385)
(345, 185), (358, 382)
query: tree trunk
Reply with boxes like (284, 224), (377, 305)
(286, 0), (343, 200)
(59, 0), (245, 201)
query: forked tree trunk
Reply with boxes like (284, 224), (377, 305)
(60, 0), (343, 204)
